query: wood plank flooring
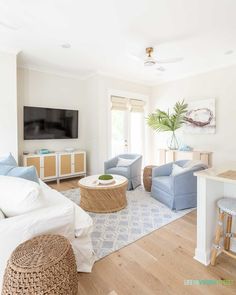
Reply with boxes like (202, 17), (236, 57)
(49, 178), (236, 295)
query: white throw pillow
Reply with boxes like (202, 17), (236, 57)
(0, 209), (5, 220)
(183, 160), (205, 169)
(0, 176), (44, 217)
(171, 164), (191, 176)
(116, 157), (135, 167)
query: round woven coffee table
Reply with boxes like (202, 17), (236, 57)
(2, 234), (78, 295)
(78, 174), (128, 213)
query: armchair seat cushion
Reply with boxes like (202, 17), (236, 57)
(106, 167), (130, 178)
(152, 176), (173, 194)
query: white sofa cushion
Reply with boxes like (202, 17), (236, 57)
(0, 209), (5, 220)
(0, 176), (44, 217)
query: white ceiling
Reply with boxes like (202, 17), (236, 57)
(1, 0), (236, 85)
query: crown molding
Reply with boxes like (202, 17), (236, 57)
(96, 70), (155, 87)
(153, 62), (236, 87)
(81, 72), (98, 80)
(17, 65), (156, 86)
(18, 61), (236, 88)
(0, 47), (21, 55)
(17, 64), (91, 81)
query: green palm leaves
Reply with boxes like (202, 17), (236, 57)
(147, 100), (188, 132)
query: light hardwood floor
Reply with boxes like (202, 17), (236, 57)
(49, 178), (236, 295)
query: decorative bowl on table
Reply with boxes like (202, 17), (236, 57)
(98, 174), (114, 185)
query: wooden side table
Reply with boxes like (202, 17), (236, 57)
(143, 165), (157, 192)
(157, 149), (212, 167)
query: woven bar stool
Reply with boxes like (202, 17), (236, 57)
(2, 234), (78, 295)
(211, 197), (236, 265)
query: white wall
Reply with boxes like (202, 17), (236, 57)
(150, 65), (236, 167)
(17, 68), (87, 161)
(17, 69), (151, 174)
(0, 51), (18, 160)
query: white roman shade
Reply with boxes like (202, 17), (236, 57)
(111, 96), (128, 111)
(130, 99), (145, 112)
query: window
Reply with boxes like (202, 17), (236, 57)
(110, 96), (145, 157)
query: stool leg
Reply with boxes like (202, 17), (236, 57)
(211, 209), (224, 266)
(224, 214), (232, 251)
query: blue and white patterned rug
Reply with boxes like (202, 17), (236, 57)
(62, 186), (194, 260)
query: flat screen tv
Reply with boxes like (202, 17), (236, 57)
(24, 106), (78, 140)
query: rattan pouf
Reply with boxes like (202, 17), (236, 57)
(2, 234), (78, 295)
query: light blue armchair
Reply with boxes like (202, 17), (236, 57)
(104, 154), (142, 190)
(151, 160), (207, 210)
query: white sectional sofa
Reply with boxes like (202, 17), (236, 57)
(0, 178), (95, 291)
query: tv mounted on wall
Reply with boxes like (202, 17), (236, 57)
(24, 106), (79, 140)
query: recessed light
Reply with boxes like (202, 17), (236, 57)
(225, 50), (234, 55)
(61, 43), (71, 49)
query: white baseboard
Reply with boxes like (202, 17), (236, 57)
(194, 248), (211, 266)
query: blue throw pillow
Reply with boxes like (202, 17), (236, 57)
(0, 165), (14, 175)
(0, 153), (17, 166)
(0, 165), (39, 183)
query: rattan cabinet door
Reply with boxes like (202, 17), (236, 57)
(60, 154), (72, 176)
(74, 153), (85, 173)
(26, 156), (41, 177)
(43, 155), (57, 178)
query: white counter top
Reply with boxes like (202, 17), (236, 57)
(194, 168), (236, 185)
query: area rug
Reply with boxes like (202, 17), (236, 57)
(61, 186), (194, 260)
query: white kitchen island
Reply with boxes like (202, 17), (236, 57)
(194, 168), (236, 265)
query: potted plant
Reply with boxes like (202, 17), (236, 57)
(147, 100), (188, 150)
(98, 174), (114, 185)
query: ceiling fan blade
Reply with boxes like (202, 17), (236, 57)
(128, 52), (143, 62)
(156, 57), (184, 64)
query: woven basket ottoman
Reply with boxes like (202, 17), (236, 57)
(2, 234), (78, 295)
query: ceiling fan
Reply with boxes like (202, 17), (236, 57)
(130, 47), (183, 72)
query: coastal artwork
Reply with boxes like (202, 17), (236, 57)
(184, 99), (216, 134)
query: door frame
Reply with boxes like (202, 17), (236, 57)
(107, 89), (149, 164)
